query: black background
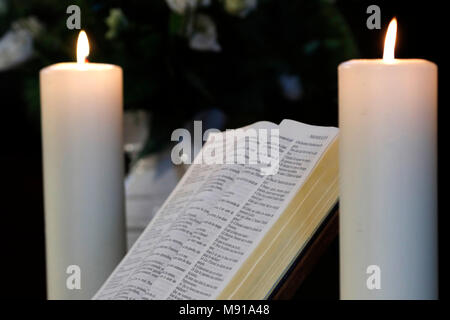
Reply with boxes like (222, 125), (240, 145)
(0, 0), (447, 300)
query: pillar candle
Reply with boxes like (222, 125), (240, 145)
(40, 31), (126, 299)
(339, 19), (438, 299)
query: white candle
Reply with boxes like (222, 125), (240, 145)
(339, 19), (438, 299)
(40, 31), (126, 299)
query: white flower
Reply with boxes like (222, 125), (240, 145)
(0, 16), (43, 71)
(224, 0), (257, 18)
(0, 30), (33, 71)
(12, 16), (44, 37)
(165, 0), (209, 15)
(279, 74), (302, 101)
(189, 14), (221, 52)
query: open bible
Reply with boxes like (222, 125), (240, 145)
(94, 119), (339, 300)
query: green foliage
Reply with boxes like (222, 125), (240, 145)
(1, 0), (359, 153)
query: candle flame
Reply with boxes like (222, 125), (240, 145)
(383, 18), (397, 62)
(77, 30), (89, 64)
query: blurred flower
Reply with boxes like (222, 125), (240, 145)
(0, 30), (32, 71)
(0, 16), (43, 71)
(105, 8), (128, 40)
(166, 0), (210, 15)
(279, 74), (302, 101)
(189, 14), (221, 52)
(224, 0), (257, 18)
(12, 16), (44, 37)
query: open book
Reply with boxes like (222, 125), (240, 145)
(94, 119), (339, 300)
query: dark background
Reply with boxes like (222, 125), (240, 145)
(0, 0), (447, 299)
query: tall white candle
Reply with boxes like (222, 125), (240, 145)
(40, 31), (126, 299)
(339, 19), (438, 299)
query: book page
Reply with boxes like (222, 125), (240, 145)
(95, 120), (337, 300)
(163, 120), (338, 299)
(94, 121), (278, 299)
(93, 161), (216, 299)
(144, 123), (285, 299)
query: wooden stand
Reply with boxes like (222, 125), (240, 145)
(270, 206), (339, 299)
